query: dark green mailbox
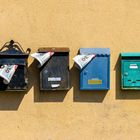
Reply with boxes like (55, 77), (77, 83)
(121, 53), (140, 90)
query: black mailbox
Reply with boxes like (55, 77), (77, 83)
(39, 47), (70, 90)
(0, 40), (30, 91)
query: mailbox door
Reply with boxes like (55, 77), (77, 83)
(122, 60), (140, 89)
(80, 56), (110, 90)
(40, 52), (69, 90)
(0, 58), (28, 91)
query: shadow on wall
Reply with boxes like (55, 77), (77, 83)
(0, 91), (25, 111)
(115, 55), (140, 99)
(32, 58), (108, 103)
(30, 60), (68, 102)
(0, 62), (35, 111)
(71, 66), (108, 103)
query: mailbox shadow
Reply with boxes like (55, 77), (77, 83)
(71, 66), (108, 103)
(0, 91), (25, 110)
(115, 55), (140, 99)
(34, 90), (68, 102)
(29, 60), (68, 102)
(0, 62), (35, 111)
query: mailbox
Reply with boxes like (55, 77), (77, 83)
(121, 53), (140, 90)
(80, 48), (110, 90)
(39, 47), (70, 90)
(0, 40), (30, 91)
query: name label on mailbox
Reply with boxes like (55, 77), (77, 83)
(88, 79), (102, 85)
(129, 64), (138, 69)
(48, 77), (61, 82)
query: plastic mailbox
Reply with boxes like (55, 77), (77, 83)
(80, 48), (110, 90)
(121, 53), (140, 90)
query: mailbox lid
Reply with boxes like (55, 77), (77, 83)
(0, 58), (26, 65)
(121, 53), (140, 58)
(0, 42), (29, 65)
(80, 48), (110, 55)
(0, 47), (29, 58)
(38, 47), (69, 53)
(80, 48), (110, 90)
(40, 48), (70, 90)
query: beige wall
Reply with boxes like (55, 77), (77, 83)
(0, 0), (140, 139)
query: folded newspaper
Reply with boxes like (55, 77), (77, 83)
(0, 65), (18, 84)
(31, 52), (54, 67)
(73, 54), (96, 69)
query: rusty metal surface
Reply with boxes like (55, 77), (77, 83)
(38, 47), (69, 52)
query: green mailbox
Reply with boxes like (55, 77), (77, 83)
(121, 53), (140, 90)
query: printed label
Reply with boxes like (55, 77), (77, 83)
(88, 79), (102, 85)
(48, 77), (61, 82)
(129, 64), (138, 69)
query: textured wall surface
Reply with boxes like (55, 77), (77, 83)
(0, 0), (140, 139)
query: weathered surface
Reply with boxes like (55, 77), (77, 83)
(0, 0), (140, 139)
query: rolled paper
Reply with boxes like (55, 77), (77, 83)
(0, 65), (18, 84)
(31, 52), (54, 67)
(73, 54), (96, 69)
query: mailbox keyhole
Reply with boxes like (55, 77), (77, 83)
(84, 71), (88, 75)
(124, 72), (128, 76)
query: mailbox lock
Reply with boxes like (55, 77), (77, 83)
(83, 71), (88, 75)
(124, 72), (128, 76)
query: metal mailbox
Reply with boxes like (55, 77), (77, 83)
(121, 53), (140, 90)
(80, 48), (110, 90)
(39, 47), (70, 90)
(0, 40), (30, 91)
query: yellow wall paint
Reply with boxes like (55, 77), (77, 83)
(0, 0), (140, 139)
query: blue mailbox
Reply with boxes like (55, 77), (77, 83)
(80, 48), (110, 90)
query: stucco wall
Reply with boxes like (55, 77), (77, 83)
(0, 0), (140, 139)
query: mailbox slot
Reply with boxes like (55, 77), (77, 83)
(0, 40), (30, 91)
(80, 48), (110, 90)
(39, 47), (70, 90)
(121, 53), (140, 90)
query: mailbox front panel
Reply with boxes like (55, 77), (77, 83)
(121, 60), (140, 89)
(0, 65), (28, 91)
(80, 48), (110, 90)
(40, 52), (69, 90)
(80, 56), (110, 90)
